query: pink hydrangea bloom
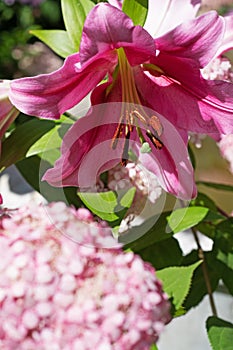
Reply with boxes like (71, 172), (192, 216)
(0, 202), (171, 349)
(202, 57), (233, 82)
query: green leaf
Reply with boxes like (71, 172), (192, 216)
(191, 192), (217, 212)
(197, 181), (233, 192)
(182, 250), (221, 310)
(221, 264), (233, 295)
(26, 121), (72, 158)
(122, 0), (148, 26)
(78, 187), (136, 224)
(214, 219), (233, 294)
(167, 206), (209, 234)
(214, 218), (233, 269)
(196, 212), (225, 241)
(150, 344), (158, 350)
(16, 155), (82, 207)
(173, 306), (186, 317)
(217, 249), (233, 269)
(30, 30), (76, 58)
(192, 194), (224, 240)
(216, 250), (233, 272)
(61, 0), (94, 50)
(206, 316), (233, 350)
(156, 260), (202, 310)
(0, 119), (56, 170)
(138, 237), (183, 269)
(121, 211), (173, 250)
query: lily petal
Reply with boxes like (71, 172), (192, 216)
(215, 15), (233, 57)
(9, 52), (115, 119)
(144, 0), (201, 37)
(43, 104), (126, 188)
(156, 11), (224, 68)
(80, 3), (156, 66)
(199, 79), (233, 135)
(134, 65), (233, 137)
(137, 133), (196, 200)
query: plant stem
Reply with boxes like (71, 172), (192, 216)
(191, 227), (218, 317)
(216, 206), (230, 218)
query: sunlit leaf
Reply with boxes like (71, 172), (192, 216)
(61, 0), (94, 50)
(78, 187), (136, 224)
(27, 122), (72, 157)
(167, 206), (209, 234)
(206, 316), (233, 350)
(150, 344), (158, 350)
(156, 261), (202, 310)
(122, 0), (148, 26)
(30, 30), (76, 58)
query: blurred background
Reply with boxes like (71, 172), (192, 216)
(0, 0), (63, 78)
(0, 1), (233, 349)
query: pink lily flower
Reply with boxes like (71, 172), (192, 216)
(0, 80), (20, 153)
(42, 101), (195, 199)
(8, 3), (233, 198)
(9, 3), (233, 134)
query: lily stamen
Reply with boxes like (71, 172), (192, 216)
(121, 125), (131, 166)
(111, 121), (124, 149)
(146, 130), (164, 149)
(130, 109), (148, 125)
(111, 47), (164, 165)
(149, 115), (163, 137)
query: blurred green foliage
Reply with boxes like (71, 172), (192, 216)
(0, 0), (63, 79)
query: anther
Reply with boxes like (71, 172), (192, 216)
(111, 123), (124, 149)
(146, 130), (163, 150)
(121, 126), (130, 166)
(130, 110), (147, 125)
(149, 115), (163, 137)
